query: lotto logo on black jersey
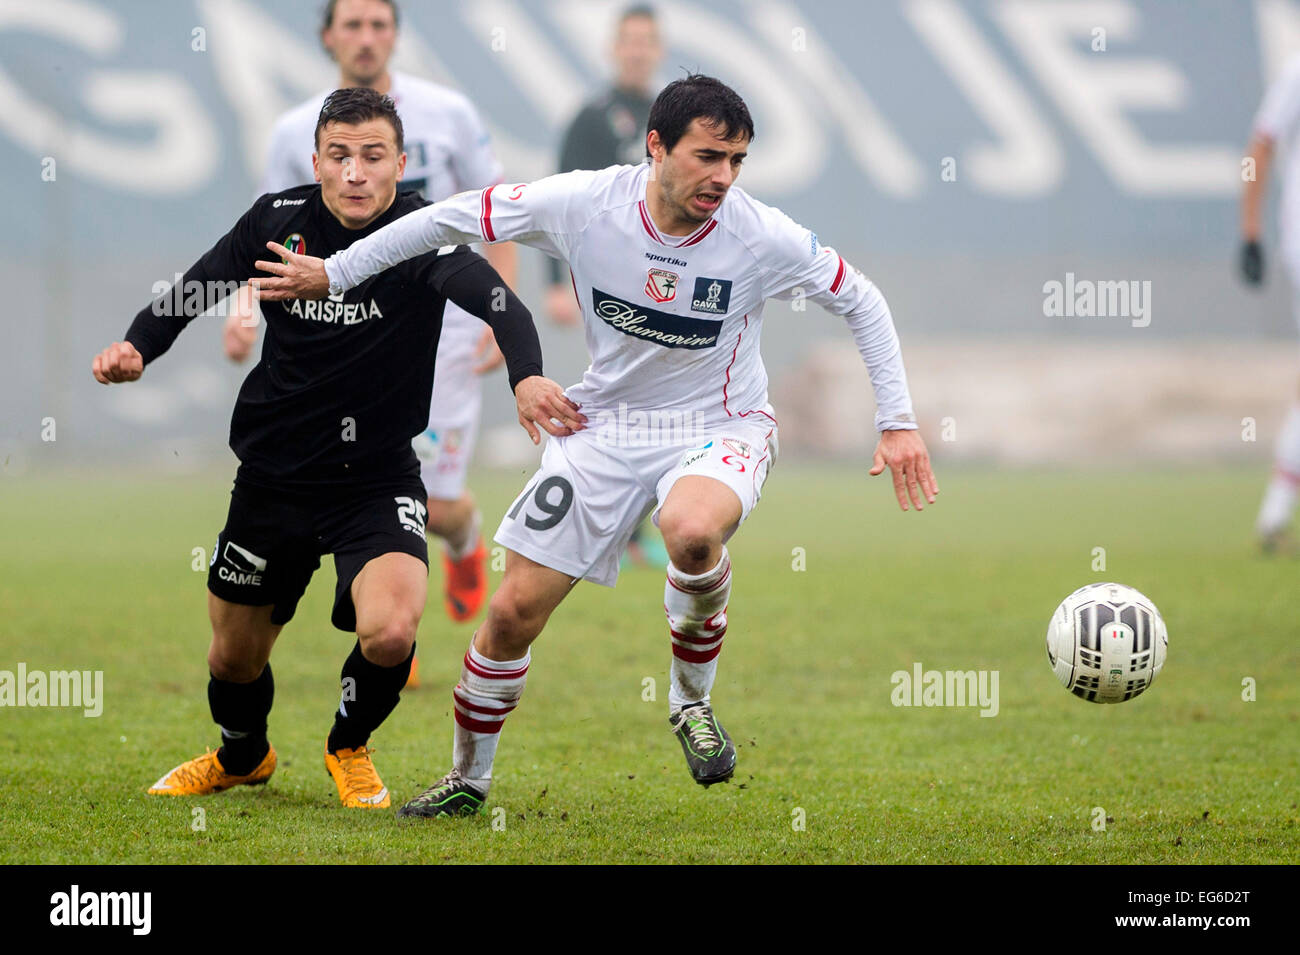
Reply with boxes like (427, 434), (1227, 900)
(691, 277), (732, 314)
(591, 288), (722, 349)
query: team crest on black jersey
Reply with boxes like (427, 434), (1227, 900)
(691, 277), (732, 314)
(644, 268), (679, 303)
(281, 233), (306, 261)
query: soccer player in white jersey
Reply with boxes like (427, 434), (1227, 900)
(227, 0), (511, 632)
(1242, 52), (1300, 552)
(254, 75), (939, 816)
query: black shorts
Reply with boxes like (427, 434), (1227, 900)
(207, 477), (429, 631)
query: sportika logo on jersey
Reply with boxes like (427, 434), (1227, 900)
(591, 288), (722, 349)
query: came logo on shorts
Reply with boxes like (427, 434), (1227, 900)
(218, 540), (267, 586)
(679, 440), (713, 469)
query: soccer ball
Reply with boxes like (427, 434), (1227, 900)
(1046, 582), (1168, 703)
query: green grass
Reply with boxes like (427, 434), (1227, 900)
(0, 464), (1296, 863)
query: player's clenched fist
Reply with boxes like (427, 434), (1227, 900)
(92, 341), (144, 384)
(513, 375), (588, 445)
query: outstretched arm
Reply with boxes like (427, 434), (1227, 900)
(253, 173), (594, 301)
(93, 202), (263, 383)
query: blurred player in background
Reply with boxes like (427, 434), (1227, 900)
(255, 75), (938, 817)
(1242, 52), (1300, 552)
(91, 89), (575, 810)
(546, 4), (669, 567)
(226, 0), (514, 651)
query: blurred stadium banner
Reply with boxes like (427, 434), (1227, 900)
(2, 0), (1295, 469)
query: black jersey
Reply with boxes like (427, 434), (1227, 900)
(123, 184), (542, 491)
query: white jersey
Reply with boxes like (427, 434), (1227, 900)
(327, 162), (917, 432)
(1256, 53), (1300, 257)
(262, 71), (503, 345)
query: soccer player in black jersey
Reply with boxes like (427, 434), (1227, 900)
(90, 88), (585, 809)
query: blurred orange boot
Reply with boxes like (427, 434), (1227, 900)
(443, 538), (487, 622)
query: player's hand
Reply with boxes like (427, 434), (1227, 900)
(223, 286), (260, 363)
(546, 284), (581, 326)
(473, 325), (505, 374)
(870, 428), (938, 512)
(1240, 239), (1264, 286)
(91, 341), (144, 384)
(252, 241), (330, 301)
(514, 375), (587, 445)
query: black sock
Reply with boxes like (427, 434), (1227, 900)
(327, 640), (414, 753)
(210, 665), (273, 774)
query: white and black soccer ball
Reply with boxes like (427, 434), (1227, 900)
(1046, 582), (1168, 703)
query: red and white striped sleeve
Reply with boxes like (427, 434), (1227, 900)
(326, 170), (598, 293)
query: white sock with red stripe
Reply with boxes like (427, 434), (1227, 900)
(1258, 403), (1300, 536)
(452, 638), (530, 791)
(665, 548), (731, 709)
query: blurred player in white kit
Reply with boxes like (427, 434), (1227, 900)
(1242, 52), (1300, 551)
(225, 0), (513, 647)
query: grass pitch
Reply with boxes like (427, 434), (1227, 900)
(0, 463), (1296, 864)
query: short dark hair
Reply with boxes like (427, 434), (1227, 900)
(314, 87), (405, 153)
(647, 74), (754, 154)
(618, 4), (656, 28)
(321, 0), (399, 32)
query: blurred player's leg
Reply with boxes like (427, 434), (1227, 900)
(398, 551), (574, 818)
(148, 595), (281, 795)
(1258, 262), (1300, 552)
(1256, 399), (1300, 550)
(417, 314), (488, 632)
(427, 491), (486, 623)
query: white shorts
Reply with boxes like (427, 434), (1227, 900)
(415, 305), (483, 500)
(494, 407), (778, 587)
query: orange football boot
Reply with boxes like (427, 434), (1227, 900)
(404, 652), (421, 690)
(324, 744), (390, 809)
(443, 538), (487, 622)
(148, 746), (276, 795)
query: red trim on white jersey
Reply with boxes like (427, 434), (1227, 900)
(721, 314), (748, 418)
(826, 248), (846, 294)
(637, 201), (662, 243)
(720, 316), (779, 427)
(480, 186), (496, 242)
(636, 200), (718, 249)
(679, 219), (718, 248)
